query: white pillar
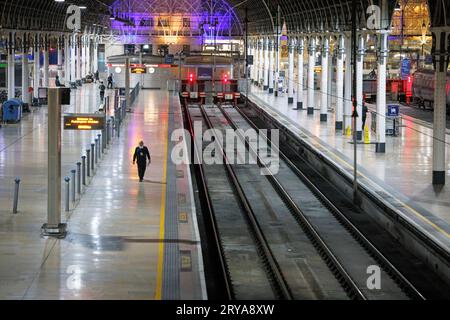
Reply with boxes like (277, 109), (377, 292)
(64, 35), (70, 86)
(248, 42), (253, 81)
(320, 36), (329, 121)
(356, 35), (365, 140)
(274, 36), (281, 96)
(259, 38), (264, 87)
(57, 36), (63, 80)
(295, 37), (304, 110)
(82, 36), (86, 78)
(287, 40), (295, 104)
(93, 37), (98, 73)
(77, 36), (82, 81)
(376, 32), (388, 153)
(268, 39), (274, 94)
(336, 35), (345, 130)
(7, 34), (15, 100)
(43, 36), (49, 87)
(344, 34), (352, 133)
(22, 37), (30, 104)
(307, 37), (316, 114)
(33, 34), (40, 99)
(70, 35), (76, 84)
(264, 38), (269, 90)
(431, 29), (449, 185)
(254, 39), (259, 84)
(87, 36), (91, 75)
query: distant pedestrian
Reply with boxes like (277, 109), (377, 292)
(95, 70), (99, 83)
(55, 76), (62, 87)
(133, 141), (151, 182)
(362, 102), (368, 131)
(99, 81), (106, 101)
(107, 74), (113, 89)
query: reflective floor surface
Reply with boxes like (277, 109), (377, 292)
(0, 85), (205, 299)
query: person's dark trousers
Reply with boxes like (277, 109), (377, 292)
(100, 92), (105, 101)
(137, 161), (146, 181)
(107, 82), (113, 89)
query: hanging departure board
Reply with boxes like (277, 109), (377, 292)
(63, 114), (105, 130)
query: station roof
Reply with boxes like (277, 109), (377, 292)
(0, 0), (450, 35)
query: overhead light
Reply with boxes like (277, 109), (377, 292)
(79, 6), (87, 9)
(54, 0), (65, 2)
(110, 15), (116, 20)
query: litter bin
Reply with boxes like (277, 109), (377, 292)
(2, 99), (23, 123)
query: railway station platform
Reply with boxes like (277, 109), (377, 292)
(0, 84), (205, 299)
(247, 84), (450, 252)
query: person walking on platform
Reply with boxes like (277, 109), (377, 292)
(99, 81), (106, 102)
(94, 70), (99, 83)
(107, 74), (113, 89)
(133, 140), (151, 182)
(362, 100), (368, 131)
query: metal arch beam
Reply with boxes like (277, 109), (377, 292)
(428, 0), (450, 27)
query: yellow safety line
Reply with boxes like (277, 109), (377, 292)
(155, 103), (170, 300)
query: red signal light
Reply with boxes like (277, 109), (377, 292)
(223, 73), (228, 84)
(189, 73), (195, 83)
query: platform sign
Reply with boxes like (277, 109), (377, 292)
(387, 104), (400, 116)
(64, 114), (105, 130)
(164, 54), (174, 64)
(401, 58), (411, 80)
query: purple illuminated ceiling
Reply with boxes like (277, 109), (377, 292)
(109, 0), (242, 37)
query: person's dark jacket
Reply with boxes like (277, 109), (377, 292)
(362, 104), (368, 120)
(133, 146), (151, 164)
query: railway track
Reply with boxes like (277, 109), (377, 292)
(185, 103), (425, 300)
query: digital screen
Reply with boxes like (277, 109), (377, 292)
(64, 114), (105, 130)
(198, 67), (212, 80)
(131, 66), (147, 74)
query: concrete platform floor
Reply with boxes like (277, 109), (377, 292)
(248, 84), (450, 250)
(0, 85), (205, 299)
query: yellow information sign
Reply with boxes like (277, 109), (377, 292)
(63, 114), (105, 130)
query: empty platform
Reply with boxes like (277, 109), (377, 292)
(0, 85), (205, 299)
(247, 84), (450, 252)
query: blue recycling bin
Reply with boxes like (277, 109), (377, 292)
(2, 99), (23, 122)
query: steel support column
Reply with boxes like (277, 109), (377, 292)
(431, 29), (450, 185)
(268, 39), (274, 94)
(64, 35), (70, 86)
(376, 32), (389, 153)
(307, 37), (316, 114)
(43, 35), (49, 87)
(57, 36), (63, 80)
(263, 38), (269, 90)
(7, 33), (15, 100)
(33, 34), (40, 100)
(336, 35), (345, 130)
(259, 38), (264, 87)
(22, 35), (30, 104)
(356, 35), (365, 140)
(320, 36), (329, 121)
(287, 39), (295, 104)
(344, 34), (352, 133)
(295, 37), (304, 110)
